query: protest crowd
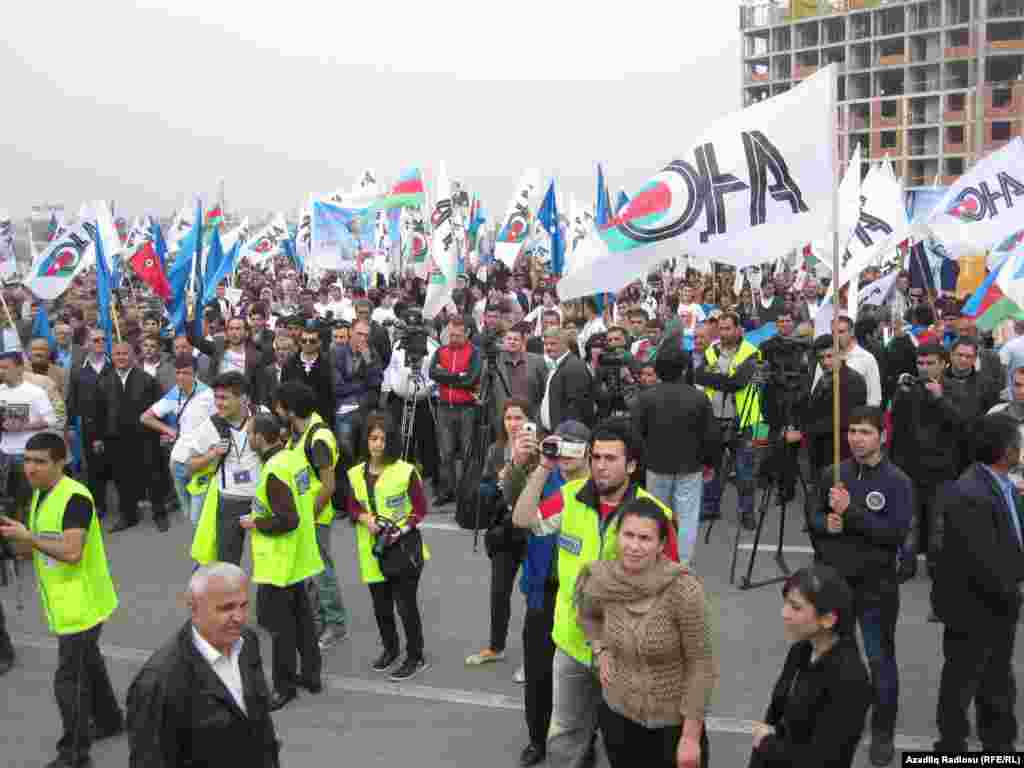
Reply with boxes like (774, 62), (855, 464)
(1, 108), (1023, 765)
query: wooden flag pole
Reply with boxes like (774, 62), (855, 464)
(111, 300), (122, 343)
(831, 72), (843, 485)
(0, 289), (17, 333)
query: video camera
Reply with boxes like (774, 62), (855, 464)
(897, 373), (921, 389)
(540, 436), (587, 460)
(392, 308), (430, 372)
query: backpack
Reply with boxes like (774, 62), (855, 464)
(303, 422), (353, 513)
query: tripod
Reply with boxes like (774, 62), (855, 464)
(399, 366), (438, 463)
(463, 350), (511, 553)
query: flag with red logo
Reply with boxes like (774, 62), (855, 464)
(131, 239), (171, 300)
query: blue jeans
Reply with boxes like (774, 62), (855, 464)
(705, 434), (756, 521)
(645, 470), (703, 565)
(335, 410), (359, 457)
(171, 460), (204, 526)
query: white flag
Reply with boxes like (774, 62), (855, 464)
(222, 218), (251, 253)
(243, 214), (290, 264)
(858, 270), (899, 309)
(0, 211), (16, 279)
(494, 169), (540, 269)
(557, 64), (837, 301)
(165, 204), (193, 251)
(423, 162), (458, 319)
(838, 157), (908, 288)
(25, 222), (97, 300)
(925, 137), (1024, 257)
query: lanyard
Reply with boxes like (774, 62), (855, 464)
(228, 417), (249, 461)
(176, 386), (198, 425)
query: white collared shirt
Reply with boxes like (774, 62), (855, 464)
(143, 360), (160, 378)
(117, 368), (132, 387)
(540, 351), (570, 431)
(191, 625), (247, 715)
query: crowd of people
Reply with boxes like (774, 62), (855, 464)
(0, 250), (1020, 768)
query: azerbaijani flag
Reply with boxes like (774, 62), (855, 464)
(963, 255), (1024, 331)
(202, 205), (224, 247)
(382, 168), (426, 208)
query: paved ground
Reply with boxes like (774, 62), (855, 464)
(2, 482), (1021, 767)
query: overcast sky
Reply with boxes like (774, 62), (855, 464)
(2, 1), (741, 222)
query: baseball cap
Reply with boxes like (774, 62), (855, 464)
(555, 420), (591, 444)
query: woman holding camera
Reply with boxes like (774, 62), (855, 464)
(465, 398), (532, 668)
(748, 564), (871, 768)
(347, 410), (431, 682)
(576, 497), (718, 768)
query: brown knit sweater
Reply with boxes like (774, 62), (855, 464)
(578, 568), (719, 728)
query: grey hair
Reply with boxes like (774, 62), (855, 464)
(189, 562), (247, 599)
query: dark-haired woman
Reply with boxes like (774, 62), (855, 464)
(347, 410), (432, 682)
(576, 498), (718, 768)
(749, 564), (872, 768)
(466, 398), (530, 669)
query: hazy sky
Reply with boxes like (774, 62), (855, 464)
(2, 1), (741, 221)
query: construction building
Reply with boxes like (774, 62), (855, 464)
(740, 0), (1024, 187)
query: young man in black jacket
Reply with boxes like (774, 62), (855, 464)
(813, 406), (913, 767)
(631, 338), (719, 564)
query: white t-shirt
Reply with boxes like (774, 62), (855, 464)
(0, 380), (56, 455)
(149, 383), (217, 464)
(190, 413), (261, 499)
(220, 348), (245, 375)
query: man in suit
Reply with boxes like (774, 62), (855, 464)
(283, 324), (337, 431)
(539, 326), (594, 433)
(139, 334), (176, 395)
(932, 413), (1024, 753)
(67, 328), (114, 515)
(492, 323), (546, 426)
(52, 322), (84, 393)
(96, 342), (165, 532)
(126, 563), (281, 768)
(251, 334), (294, 409)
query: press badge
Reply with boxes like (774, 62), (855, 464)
(37, 532), (61, 568)
(296, 469), (311, 494)
(234, 470), (252, 485)
(558, 533), (582, 556)
(385, 494), (405, 509)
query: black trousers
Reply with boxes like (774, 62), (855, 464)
(55, 623), (121, 763)
(523, 583), (557, 749)
(489, 543), (525, 653)
(598, 701), (709, 768)
(107, 437), (147, 524)
(936, 622), (1018, 750)
(82, 430), (113, 517)
(368, 566), (424, 659)
(0, 599), (14, 661)
(257, 582), (321, 695)
(216, 496), (252, 566)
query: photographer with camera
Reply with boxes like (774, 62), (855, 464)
(694, 311), (764, 531)
(594, 326), (636, 421)
(429, 314), (482, 506)
(334, 318), (383, 458)
(889, 343), (963, 583)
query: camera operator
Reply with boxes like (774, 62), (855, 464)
(694, 311), (763, 530)
(632, 337), (719, 564)
(429, 315), (482, 506)
(382, 305), (439, 484)
(593, 326), (636, 421)
(334, 318), (383, 458)
(943, 336), (1002, 469)
(889, 342), (962, 583)
(810, 406), (912, 767)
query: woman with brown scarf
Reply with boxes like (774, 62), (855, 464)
(576, 498), (718, 768)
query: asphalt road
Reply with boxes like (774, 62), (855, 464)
(2, 483), (1021, 767)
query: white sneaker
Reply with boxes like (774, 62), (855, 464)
(513, 665), (526, 684)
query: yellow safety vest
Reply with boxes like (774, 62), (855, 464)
(552, 480), (673, 666)
(288, 413), (339, 526)
(348, 460), (430, 584)
(190, 477), (222, 565)
(250, 447), (324, 586)
(704, 339), (763, 429)
(30, 477), (118, 635)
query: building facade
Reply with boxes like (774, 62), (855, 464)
(741, 0), (1024, 188)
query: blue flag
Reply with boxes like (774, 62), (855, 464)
(538, 180), (565, 277)
(93, 225), (114, 355)
(196, 228), (225, 331)
(616, 190), (630, 214)
(149, 216), (168, 270)
(282, 236), (303, 275)
(31, 303), (57, 354)
(595, 164), (612, 227)
(203, 235), (241, 305)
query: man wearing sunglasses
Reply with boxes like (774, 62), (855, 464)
(282, 323), (336, 430)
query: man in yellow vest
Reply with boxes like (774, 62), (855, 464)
(693, 310), (764, 530)
(512, 419), (678, 768)
(0, 432), (122, 768)
(273, 381), (349, 652)
(239, 414), (324, 712)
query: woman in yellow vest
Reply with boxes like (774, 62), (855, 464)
(240, 414), (324, 712)
(0, 432), (123, 768)
(347, 410), (431, 682)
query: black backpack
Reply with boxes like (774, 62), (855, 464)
(302, 423), (353, 513)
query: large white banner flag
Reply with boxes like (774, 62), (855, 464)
(243, 214), (290, 264)
(839, 158), (908, 287)
(925, 137), (1024, 257)
(558, 64), (837, 301)
(494, 169), (540, 268)
(423, 162), (458, 319)
(25, 222), (97, 300)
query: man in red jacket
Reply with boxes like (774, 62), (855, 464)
(428, 315), (482, 506)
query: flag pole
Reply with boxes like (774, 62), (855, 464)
(111, 300), (122, 343)
(831, 68), (842, 485)
(0, 289), (17, 333)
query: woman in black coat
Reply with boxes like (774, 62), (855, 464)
(749, 564), (872, 768)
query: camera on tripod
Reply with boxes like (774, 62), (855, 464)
(393, 308), (430, 370)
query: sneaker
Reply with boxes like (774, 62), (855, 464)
(869, 731), (895, 767)
(465, 648), (505, 666)
(741, 511), (757, 531)
(371, 648), (400, 672)
(390, 656), (430, 681)
(318, 625), (349, 651)
(513, 664), (526, 684)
